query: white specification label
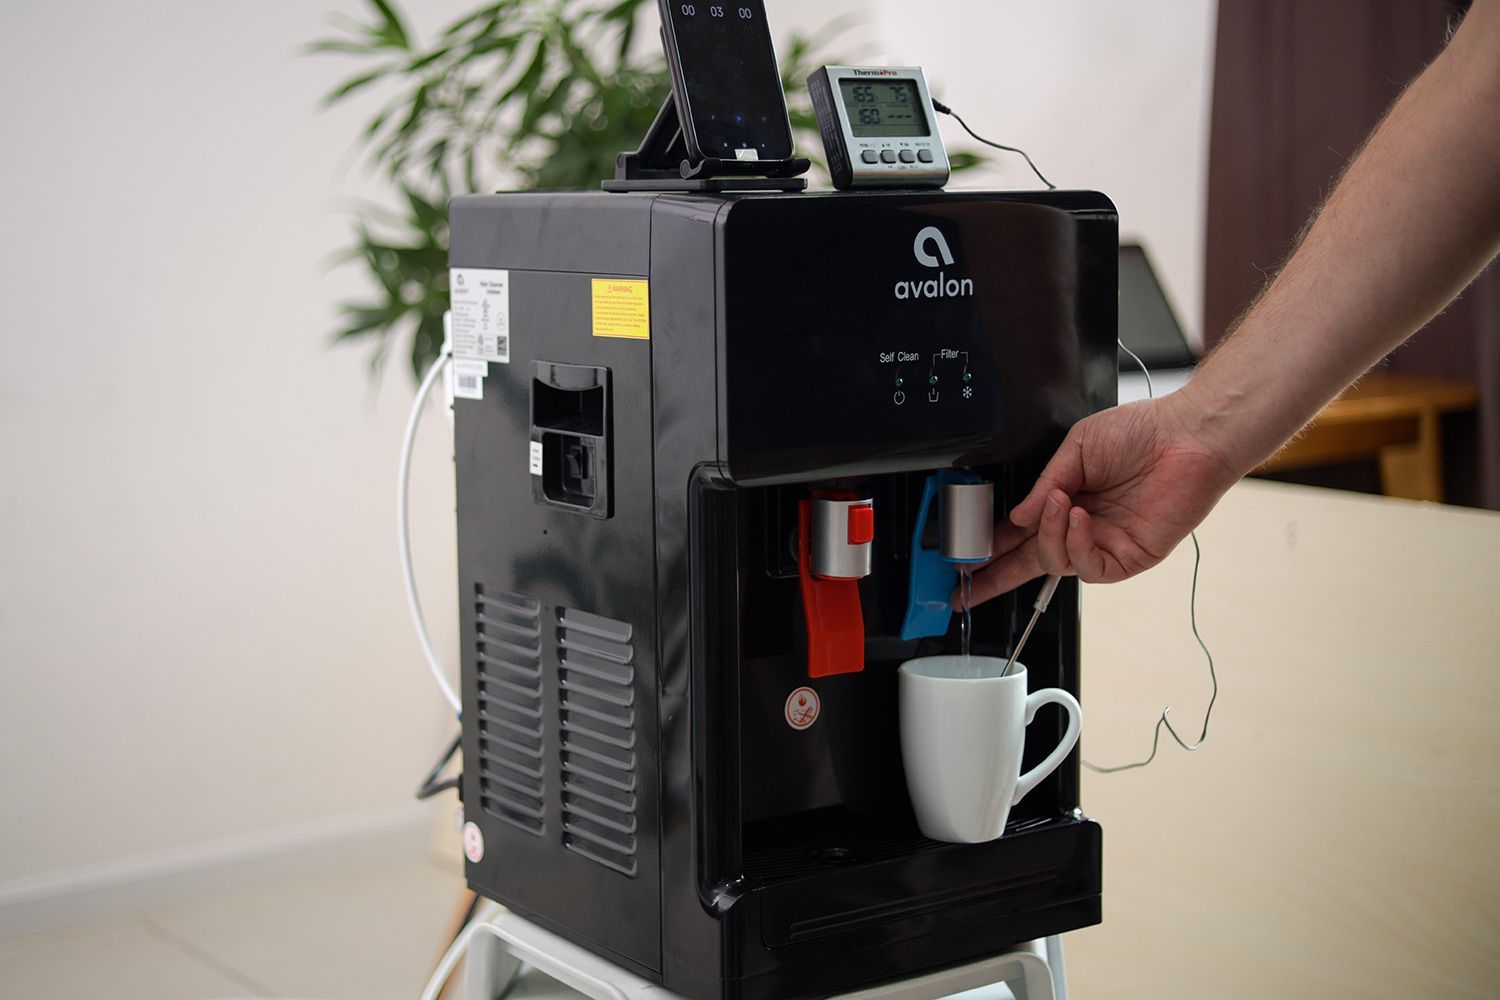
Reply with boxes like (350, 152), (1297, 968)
(529, 441), (543, 476)
(449, 268), (510, 363)
(452, 359), (488, 400)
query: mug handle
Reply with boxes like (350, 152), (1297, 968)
(1011, 688), (1083, 806)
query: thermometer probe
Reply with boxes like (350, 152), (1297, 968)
(1003, 574), (1062, 677)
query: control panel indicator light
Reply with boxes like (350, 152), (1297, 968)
(928, 374), (939, 386)
(962, 371), (972, 383)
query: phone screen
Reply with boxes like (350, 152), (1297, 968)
(663, 2), (794, 160)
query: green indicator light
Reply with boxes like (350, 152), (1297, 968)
(928, 374), (939, 386)
(894, 376), (904, 388)
(962, 371), (972, 383)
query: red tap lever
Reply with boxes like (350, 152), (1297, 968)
(797, 493), (874, 678)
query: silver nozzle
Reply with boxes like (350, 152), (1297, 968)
(941, 482), (994, 562)
(810, 497), (874, 579)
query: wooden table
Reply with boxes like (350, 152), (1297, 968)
(1257, 372), (1479, 501)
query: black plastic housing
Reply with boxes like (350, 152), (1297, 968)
(450, 189), (1118, 1000)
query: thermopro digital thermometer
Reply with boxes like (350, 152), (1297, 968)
(809, 65), (951, 190)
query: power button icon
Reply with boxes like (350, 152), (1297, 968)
(893, 390), (906, 405)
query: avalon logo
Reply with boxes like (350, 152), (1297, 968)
(896, 226), (974, 300)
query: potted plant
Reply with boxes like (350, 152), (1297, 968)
(313, 0), (979, 378)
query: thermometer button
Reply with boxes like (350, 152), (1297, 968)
(879, 149), (897, 164)
(861, 149), (880, 164)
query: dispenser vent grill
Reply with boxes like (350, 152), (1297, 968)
(557, 608), (640, 877)
(474, 587), (546, 836)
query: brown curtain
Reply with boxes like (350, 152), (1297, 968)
(1204, 0), (1499, 509)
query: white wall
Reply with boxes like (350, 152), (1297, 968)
(0, 0), (879, 924)
(871, 0), (1218, 347)
(0, 0), (478, 900)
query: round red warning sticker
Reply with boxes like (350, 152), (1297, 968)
(785, 687), (821, 730)
(462, 820), (485, 863)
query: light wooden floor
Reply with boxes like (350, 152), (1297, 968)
(0, 859), (460, 999)
(0, 857), (1021, 1000)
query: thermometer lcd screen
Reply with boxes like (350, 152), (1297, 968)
(839, 79), (929, 138)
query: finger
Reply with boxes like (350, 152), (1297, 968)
(951, 520), (1035, 607)
(1011, 425), (1088, 528)
(1035, 489), (1074, 576)
(1085, 516), (1167, 582)
(1064, 506), (1110, 583)
(989, 519), (1031, 562)
(957, 536), (1045, 608)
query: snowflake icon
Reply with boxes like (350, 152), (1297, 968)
(962, 386), (973, 399)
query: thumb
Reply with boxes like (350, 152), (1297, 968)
(1011, 423), (1087, 529)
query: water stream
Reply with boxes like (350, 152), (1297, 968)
(958, 564), (973, 659)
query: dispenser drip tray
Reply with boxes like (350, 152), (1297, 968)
(741, 806), (1057, 883)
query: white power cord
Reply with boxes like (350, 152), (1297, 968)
(422, 902), (500, 1000)
(399, 350), (461, 715)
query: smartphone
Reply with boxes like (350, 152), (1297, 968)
(658, 0), (795, 162)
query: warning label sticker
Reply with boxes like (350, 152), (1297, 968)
(591, 278), (650, 340)
(785, 687), (821, 731)
(450, 268), (510, 363)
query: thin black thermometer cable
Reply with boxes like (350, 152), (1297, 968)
(1083, 341), (1220, 772)
(930, 99), (1056, 190)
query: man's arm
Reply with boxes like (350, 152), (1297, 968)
(968, 2), (1500, 604)
(1173, 0), (1500, 479)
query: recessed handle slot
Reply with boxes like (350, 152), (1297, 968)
(531, 361), (612, 519)
(532, 362), (607, 436)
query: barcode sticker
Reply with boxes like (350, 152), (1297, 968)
(449, 268), (511, 363)
(452, 359), (488, 400)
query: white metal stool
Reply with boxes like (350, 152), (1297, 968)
(426, 904), (1067, 1000)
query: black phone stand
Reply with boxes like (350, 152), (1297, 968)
(602, 96), (810, 193)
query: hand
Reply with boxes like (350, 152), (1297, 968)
(956, 393), (1242, 607)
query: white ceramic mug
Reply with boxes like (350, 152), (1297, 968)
(898, 656), (1082, 844)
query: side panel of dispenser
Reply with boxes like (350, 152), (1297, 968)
(451, 193), (666, 979)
